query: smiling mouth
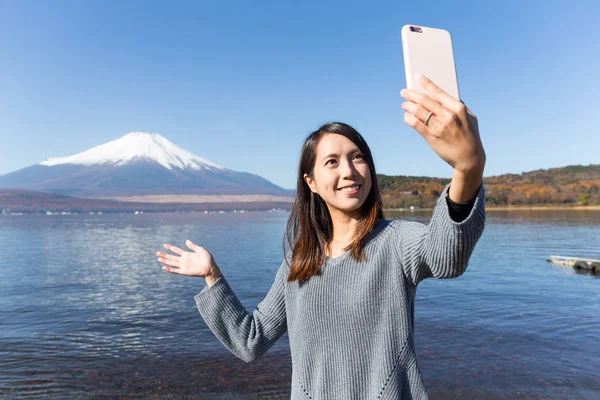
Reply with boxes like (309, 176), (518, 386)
(338, 184), (362, 193)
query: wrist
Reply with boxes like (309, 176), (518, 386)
(453, 148), (486, 174)
(452, 166), (483, 182)
(204, 264), (222, 287)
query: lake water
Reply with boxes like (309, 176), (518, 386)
(1, 209), (599, 399)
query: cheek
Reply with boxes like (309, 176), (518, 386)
(312, 169), (336, 193)
(319, 171), (338, 192)
(362, 171), (373, 196)
(361, 165), (372, 185)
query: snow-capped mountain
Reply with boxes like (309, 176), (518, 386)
(39, 132), (224, 171)
(0, 132), (293, 198)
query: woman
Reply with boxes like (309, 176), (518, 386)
(158, 75), (486, 399)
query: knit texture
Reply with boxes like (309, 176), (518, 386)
(194, 183), (486, 399)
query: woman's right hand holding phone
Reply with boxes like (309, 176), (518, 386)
(158, 240), (222, 285)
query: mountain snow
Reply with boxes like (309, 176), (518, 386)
(39, 132), (224, 171)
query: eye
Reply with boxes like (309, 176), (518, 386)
(353, 154), (365, 160)
(325, 159), (337, 166)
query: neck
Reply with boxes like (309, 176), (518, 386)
(327, 207), (362, 246)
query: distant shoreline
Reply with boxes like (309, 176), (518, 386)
(91, 194), (295, 204)
(384, 204), (600, 212)
(485, 205), (600, 211)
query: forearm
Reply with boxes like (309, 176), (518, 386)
(397, 183), (486, 286)
(423, 183), (486, 278)
(449, 165), (484, 203)
(194, 264), (288, 363)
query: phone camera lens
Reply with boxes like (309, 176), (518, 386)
(409, 26), (423, 33)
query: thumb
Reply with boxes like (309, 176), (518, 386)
(185, 239), (199, 251)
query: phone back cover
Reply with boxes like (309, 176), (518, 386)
(402, 25), (460, 101)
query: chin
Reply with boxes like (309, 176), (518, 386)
(333, 200), (367, 214)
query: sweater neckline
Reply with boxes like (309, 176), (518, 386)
(324, 218), (390, 264)
(325, 249), (352, 262)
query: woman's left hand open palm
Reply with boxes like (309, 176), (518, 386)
(400, 75), (485, 174)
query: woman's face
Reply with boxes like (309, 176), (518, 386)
(304, 133), (372, 218)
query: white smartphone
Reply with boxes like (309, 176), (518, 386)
(401, 24), (460, 101)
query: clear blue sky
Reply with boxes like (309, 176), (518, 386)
(1, 0), (598, 189)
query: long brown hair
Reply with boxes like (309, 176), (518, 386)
(283, 122), (383, 282)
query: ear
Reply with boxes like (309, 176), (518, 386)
(303, 173), (317, 193)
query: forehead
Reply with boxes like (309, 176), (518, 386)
(315, 133), (359, 156)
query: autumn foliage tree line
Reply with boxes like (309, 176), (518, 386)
(378, 164), (600, 209)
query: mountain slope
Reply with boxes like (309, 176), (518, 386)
(0, 132), (293, 197)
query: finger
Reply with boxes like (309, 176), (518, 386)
(465, 104), (477, 121)
(401, 101), (439, 130)
(417, 74), (461, 111)
(163, 243), (184, 255)
(162, 265), (182, 274)
(400, 88), (447, 117)
(158, 256), (179, 266)
(403, 112), (435, 140)
(185, 239), (200, 251)
(156, 251), (179, 261)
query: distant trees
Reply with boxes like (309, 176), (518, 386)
(377, 164), (600, 208)
(578, 193), (592, 206)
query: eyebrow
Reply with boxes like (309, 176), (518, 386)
(321, 149), (361, 162)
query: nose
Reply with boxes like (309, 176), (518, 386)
(341, 158), (357, 178)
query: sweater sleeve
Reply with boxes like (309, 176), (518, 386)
(446, 183), (480, 222)
(193, 259), (288, 363)
(392, 183), (486, 286)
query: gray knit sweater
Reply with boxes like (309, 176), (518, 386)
(194, 183), (486, 399)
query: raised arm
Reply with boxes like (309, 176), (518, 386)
(392, 183), (485, 286)
(397, 73), (487, 286)
(193, 260), (288, 363)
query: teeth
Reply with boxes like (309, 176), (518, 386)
(339, 185), (360, 192)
